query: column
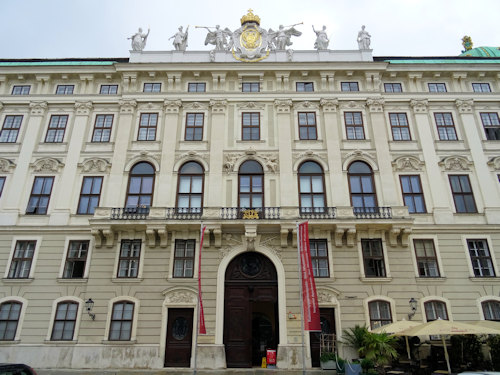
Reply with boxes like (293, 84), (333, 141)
(274, 100), (295, 207)
(455, 99), (500, 223)
(410, 99), (453, 223)
(367, 98), (398, 205)
(104, 99), (137, 207)
(206, 100), (227, 207)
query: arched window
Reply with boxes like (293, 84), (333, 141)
(368, 300), (392, 329)
(109, 301), (134, 341)
(298, 161), (326, 213)
(0, 301), (22, 341)
(348, 161), (377, 212)
(51, 301), (78, 341)
(424, 300), (448, 321)
(238, 160), (264, 209)
(125, 162), (155, 208)
(177, 162), (204, 213)
(482, 300), (500, 321)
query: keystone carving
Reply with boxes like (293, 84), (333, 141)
(455, 99), (474, 113)
(79, 158), (111, 173)
(410, 99), (428, 114)
(293, 101), (319, 110)
(175, 150), (209, 163)
(274, 99), (292, 113)
(209, 99), (227, 113)
(487, 156), (500, 171)
(164, 99), (182, 113)
(0, 158), (16, 173)
(237, 102), (265, 110)
(320, 98), (339, 112)
(29, 101), (48, 116)
(74, 101), (93, 115)
(392, 156), (424, 171)
(439, 156), (473, 171)
(119, 99), (137, 114)
(317, 290), (336, 304)
(31, 157), (64, 173)
(293, 150), (328, 165)
(184, 101), (208, 110)
(339, 100), (365, 110)
(165, 291), (196, 304)
(342, 149), (377, 171)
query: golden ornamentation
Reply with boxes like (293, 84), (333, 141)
(461, 35), (473, 52)
(242, 209), (260, 219)
(241, 24), (261, 49)
(240, 9), (260, 25)
(232, 49), (270, 63)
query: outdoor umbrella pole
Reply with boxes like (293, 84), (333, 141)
(405, 336), (411, 360)
(441, 336), (451, 375)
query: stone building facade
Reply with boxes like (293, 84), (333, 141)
(0, 46), (499, 370)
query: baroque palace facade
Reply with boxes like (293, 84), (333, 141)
(0, 22), (499, 370)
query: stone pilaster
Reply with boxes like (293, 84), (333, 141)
(206, 100), (227, 206)
(274, 99), (295, 207)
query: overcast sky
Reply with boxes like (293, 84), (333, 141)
(1, 0), (499, 59)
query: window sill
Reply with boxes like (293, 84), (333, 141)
(236, 140), (266, 143)
(102, 340), (137, 345)
(167, 277), (196, 282)
(57, 278), (88, 283)
(468, 276), (500, 282)
(179, 140), (208, 145)
(44, 339), (78, 345)
(2, 278), (34, 284)
(359, 277), (392, 282)
(85, 141), (115, 146)
(415, 277), (446, 282)
(0, 340), (20, 345)
(111, 277), (144, 283)
(132, 140), (161, 144)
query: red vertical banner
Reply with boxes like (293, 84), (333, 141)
(298, 222), (321, 331)
(198, 225), (207, 334)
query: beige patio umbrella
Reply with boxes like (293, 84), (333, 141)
(394, 318), (500, 374)
(372, 319), (421, 360)
(470, 320), (500, 330)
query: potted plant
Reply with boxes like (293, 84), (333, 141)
(320, 352), (337, 370)
(346, 359), (362, 375)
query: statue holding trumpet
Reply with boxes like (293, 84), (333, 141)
(268, 22), (302, 50)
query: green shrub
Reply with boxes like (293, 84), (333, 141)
(487, 335), (500, 371)
(449, 334), (484, 371)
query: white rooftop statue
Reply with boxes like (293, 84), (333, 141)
(357, 25), (371, 50)
(128, 27), (150, 51)
(269, 23), (302, 50)
(169, 26), (189, 51)
(313, 25), (329, 50)
(199, 25), (233, 51)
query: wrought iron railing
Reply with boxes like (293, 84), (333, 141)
(166, 207), (203, 220)
(111, 206), (150, 220)
(220, 207), (281, 220)
(299, 207), (336, 219)
(353, 206), (392, 219)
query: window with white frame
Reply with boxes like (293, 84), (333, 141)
(62, 240), (89, 279)
(424, 300), (448, 321)
(467, 239), (496, 277)
(7, 240), (36, 279)
(309, 239), (329, 277)
(0, 301), (22, 340)
(117, 240), (141, 278)
(413, 239), (440, 277)
(173, 239), (195, 278)
(361, 239), (386, 277)
(51, 301), (78, 340)
(368, 300), (392, 329)
(0, 115), (23, 143)
(109, 301), (134, 340)
(482, 300), (500, 321)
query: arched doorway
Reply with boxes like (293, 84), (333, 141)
(224, 252), (279, 368)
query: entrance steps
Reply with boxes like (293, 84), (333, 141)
(37, 369), (336, 375)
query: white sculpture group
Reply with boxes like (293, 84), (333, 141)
(128, 21), (371, 52)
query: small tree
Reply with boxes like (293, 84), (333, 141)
(488, 335), (500, 371)
(360, 331), (399, 373)
(343, 325), (369, 357)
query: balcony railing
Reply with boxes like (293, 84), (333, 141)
(299, 207), (337, 219)
(111, 206), (150, 220)
(220, 207), (281, 220)
(353, 206), (392, 219)
(166, 207), (203, 220)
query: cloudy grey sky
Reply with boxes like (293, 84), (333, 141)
(1, 0), (499, 59)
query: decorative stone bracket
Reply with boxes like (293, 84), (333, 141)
(146, 225), (168, 248)
(205, 225), (222, 248)
(334, 227), (356, 247)
(245, 224), (257, 251)
(91, 227), (115, 248)
(280, 225), (294, 247)
(388, 226), (412, 247)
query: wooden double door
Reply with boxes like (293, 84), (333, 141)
(224, 252), (279, 368)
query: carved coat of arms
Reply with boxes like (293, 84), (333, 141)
(232, 10), (270, 62)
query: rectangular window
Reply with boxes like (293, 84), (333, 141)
(117, 240), (141, 278)
(298, 112), (317, 140)
(242, 82), (260, 92)
(188, 83), (206, 92)
(449, 175), (477, 213)
(173, 239), (195, 278)
(413, 239), (440, 277)
(0, 177), (5, 198)
(425, 301), (448, 321)
(369, 301), (392, 329)
(109, 302), (134, 340)
(11, 85), (30, 95)
(45, 115), (68, 143)
(92, 114), (113, 142)
(77, 176), (103, 215)
(63, 240), (89, 278)
(472, 83), (491, 93)
(482, 301), (500, 321)
(384, 83), (402, 93)
(296, 82), (314, 92)
(389, 113), (411, 141)
(56, 85), (74, 95)
(51, 302), (78, 340)
(242, 112), (260, 140)
(428, 83), (447, 93)
(467, 239), (495, 277)
(100, 85), (118, 94)
(185, 113), (204, 141)
(400, 175), (426, 213)
(310, 239), (329, 277)
(0, 302), (21, 340)
(26, 176), (54, 214)
(143, 83), (161, 93)
(138, 113), (158, 141)
(480, 112), (500, 140)
(8, 240), (36, 278)
(344, 112), (365, 140)
(434, 113), (457, 140)
(0, 115), (23, 143)
(362, 239), (386, 277)
(341, 82), (359, 91)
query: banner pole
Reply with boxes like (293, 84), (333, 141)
(193, 222), (204, 375)
(296, 222), (307, 375)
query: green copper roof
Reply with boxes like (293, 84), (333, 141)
(0, 61), (116, 66)
(459, 46), (500, 57)
(383, 58), (500, 64)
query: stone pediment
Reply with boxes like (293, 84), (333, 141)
(31, 157), (64, 173)
(78, 158), (111, 173)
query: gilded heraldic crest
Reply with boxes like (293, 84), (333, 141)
(232, 9), (270, 62)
